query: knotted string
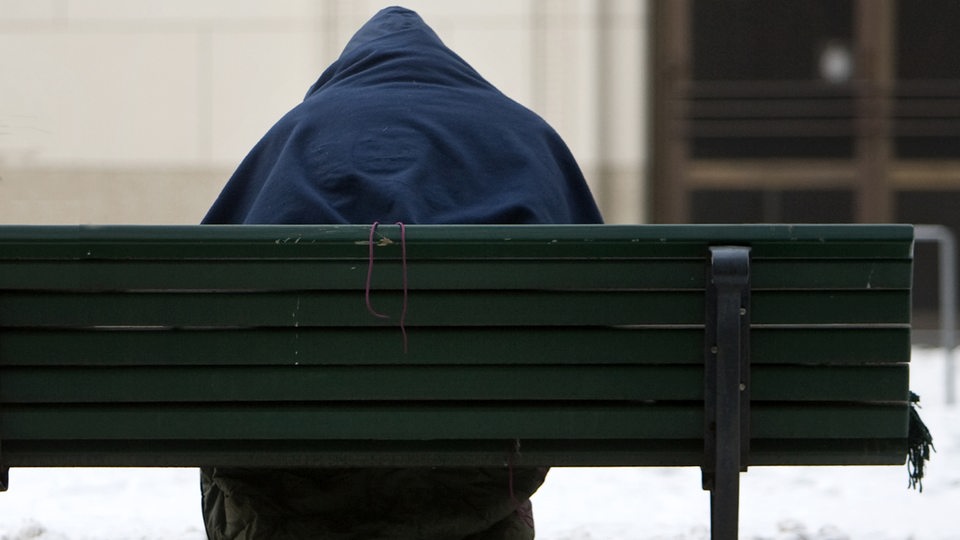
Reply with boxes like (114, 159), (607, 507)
(364, 221), (408, 353)
(364, 221), (390, 319)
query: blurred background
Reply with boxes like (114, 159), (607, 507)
(0, 0), (647, 225)
(1, 0), (958, 332)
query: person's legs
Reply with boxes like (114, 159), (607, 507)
(201, 466), (547, 540)
(462, 498), (536, 540)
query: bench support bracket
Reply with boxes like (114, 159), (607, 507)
(703, 246), (751, 540)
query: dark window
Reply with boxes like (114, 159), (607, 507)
(894, 0), (960, 159)
(692, 0), (853, 81)
(689, 0), (856, 159)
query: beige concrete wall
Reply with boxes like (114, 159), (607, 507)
(0, 0), (648, 225)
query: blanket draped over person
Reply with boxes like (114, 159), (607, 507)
(200, 6), (603, 540)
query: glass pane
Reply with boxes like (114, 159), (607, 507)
(894, 0), (960, 159)
(689, 0), (856, 159)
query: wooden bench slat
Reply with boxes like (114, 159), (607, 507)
(752, 327), (911, 365)
(0, 327), (909, 367)
(752, 405), (909, 439)
(0, 259), (912, 291)
(751, 259), (912, 290)
(0, 403), (906, 441)
(0, 260), (707, 291)
(0, 224), (915, 260)
(751, 290), (910, 325)
(2, 404), (707, 440)
(0, 289), (911, 327)
(0, 439), (711, 468)
(0, 290), (705, 327)
(2, 365), (702, 403)
(0, 438), (907, 469)
(749, 439), (907, 466)
(0, 364), (908, 403)
(0, 241), (914, 260)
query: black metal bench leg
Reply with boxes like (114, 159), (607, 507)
(703, 246), (751, 540)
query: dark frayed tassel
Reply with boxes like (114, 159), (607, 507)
(907, 391), (935, 491)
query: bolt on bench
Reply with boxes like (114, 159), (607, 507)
(0, 224), (923, 539)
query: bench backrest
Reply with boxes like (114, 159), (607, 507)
(0, 224), (914, 471)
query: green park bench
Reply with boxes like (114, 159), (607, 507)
(0, 223), (924, 539)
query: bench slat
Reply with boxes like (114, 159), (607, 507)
(0, 327), (909, 366)
(0, 403), (906, 441)
(0, 224), (914, 260)
(1, 439), (907, 469)
(0, 289), (910, 327)
(0, 290), (706, 327)
(751, 290), (910, 325)
(0, 259), (912, 291)
(0, 364), (908, 403)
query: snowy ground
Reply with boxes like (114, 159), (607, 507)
(1, 348), (957, 540)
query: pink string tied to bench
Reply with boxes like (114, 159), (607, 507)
(364, 221), (409, 353)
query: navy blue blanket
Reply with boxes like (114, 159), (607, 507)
(202, 6), (602, 225)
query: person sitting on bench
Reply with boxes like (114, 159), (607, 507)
(200, 6), (602, 540)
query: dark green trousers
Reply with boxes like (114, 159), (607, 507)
(201, 467), (547, 540)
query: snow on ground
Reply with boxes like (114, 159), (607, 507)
(1, 348), (958, 540)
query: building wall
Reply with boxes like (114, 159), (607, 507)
(0, 0), (649, 225)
